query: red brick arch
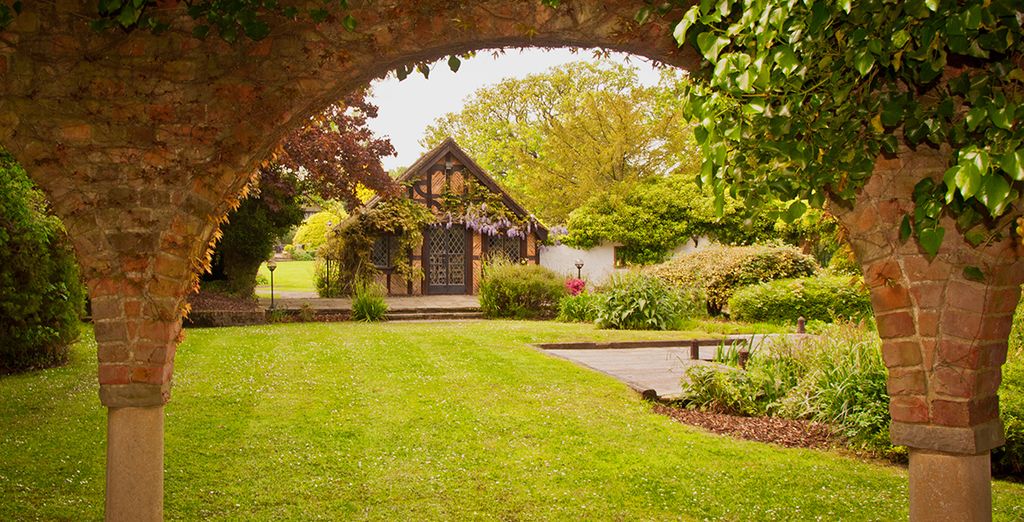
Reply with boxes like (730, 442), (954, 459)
(0, 2), (1020, 520)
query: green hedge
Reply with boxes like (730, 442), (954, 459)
(994, 294), (1024, 476)
(0, 150), (86, 374)
(480, 259), (566, 319)
(728, 275), (872, 324)
(647, 244), (817, 314)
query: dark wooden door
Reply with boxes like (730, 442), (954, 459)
(426, 225), (468, 294)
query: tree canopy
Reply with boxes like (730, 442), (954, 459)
(422, 61), (699, 224)
(563, 173), (775, 265)
(672, 0), (1023, 255)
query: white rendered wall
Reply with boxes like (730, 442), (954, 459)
(540, 237), (712, 286)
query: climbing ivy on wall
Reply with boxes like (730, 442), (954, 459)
(318, 195), (433, 296)
(667, 0), (1023, 255)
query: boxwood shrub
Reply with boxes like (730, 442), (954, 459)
(728, 275), (872, 324)
(1, 150), (86, 374)
(479, 258), (566, 319)
(647, 244), (817, 314)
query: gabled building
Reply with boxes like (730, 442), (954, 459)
(363, 138), (548, 295)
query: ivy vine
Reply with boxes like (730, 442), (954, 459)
(667, 0), (1023, 256)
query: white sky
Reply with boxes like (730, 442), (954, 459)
(366, 48), (666, 171)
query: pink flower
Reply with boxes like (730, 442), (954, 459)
(565, 278), (586, 296)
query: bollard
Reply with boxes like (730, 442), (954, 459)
(690, 339), (700, 360)
(797, 316), (806, 334)
(738, 349), (750, 369)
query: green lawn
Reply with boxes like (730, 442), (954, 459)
(257, 260), (316, 296)
(2, 322), (1023, 521)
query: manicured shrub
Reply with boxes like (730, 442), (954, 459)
(595, 272), (704, 330)
(678, 323), (892, 453)
(0, 151), (86, 374)
(292, 210), (342, 252)
(728, 275), (872, 324)
(479, 258), (566, 319)
(351, 282), (388, 322)
(557, 293), (599, 323)
(647, 244), (817, 314)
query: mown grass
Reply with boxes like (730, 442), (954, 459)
(2, 321), (1023, 520)
(256, 260), (316, 296)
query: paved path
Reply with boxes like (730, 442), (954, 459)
(260, 294), (480, 311)
(543, 347), (721, 400)
(541, 335), (787, 400)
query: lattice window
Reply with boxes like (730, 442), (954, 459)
(372, 235), (395, 269)
(486, 234), (522, 263)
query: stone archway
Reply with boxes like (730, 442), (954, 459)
(0, 2), (1019, 520)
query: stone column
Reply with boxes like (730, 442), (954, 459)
(90, 275), (184, 522)
(836, 146), (1024, 522)
(106, 406), (164, 521)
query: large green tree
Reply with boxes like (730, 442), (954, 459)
(422, 61), (699, 224)
(564, 174), (776, 264)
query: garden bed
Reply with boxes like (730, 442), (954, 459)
(653, 404), (837, 450)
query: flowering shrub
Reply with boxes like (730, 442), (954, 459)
(565, 278), (586, 296)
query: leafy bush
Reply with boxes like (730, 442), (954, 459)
(351, 282), (388, 322)
(595, 272), (704, 330)
(479, 258), (565, 319)
(290, 248), (315, 262)
(557, 293), (599, 323)
(292, 210), (342, 251)
(728, 275), (872, 324)
(647, 244), (817, 314)
(0, 150), (86, 374)
(678, 323), (892, 453)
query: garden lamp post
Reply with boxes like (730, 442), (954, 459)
(267, 259), (277, 310)
(575, 259), (584, 279)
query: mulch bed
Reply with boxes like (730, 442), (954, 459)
(652, 404), (838, 450)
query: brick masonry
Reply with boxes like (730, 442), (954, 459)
(0, 2), (1021, 455)
(834, 144), (1024, 454)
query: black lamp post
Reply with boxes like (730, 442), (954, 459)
(267, 259), (277, 310)
(575, 258), (584, 279)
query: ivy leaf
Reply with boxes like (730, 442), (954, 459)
(773, 46), (800, 76)
(976, 173), (1011, 216)
(853, 49), (875, 76)
(342, 14), (357, 32)
(447, 55), (461, 73)
(954, 162), (982, 199)
(999, 149), (1024, 181)
(989, 105), (1014, 130)
(963, 266), (985, 282)
(673, 7), (700, 46)
(697, 32), (730, 62)
(634, 6), (651, 25)
(965, 106), (987, 131)
(242, 19), (270, 40)
(192, 24), (210, 39)
(899, 215), (912, 243)
(925, 0), (939, 11)
(964, 228), (987, 247)
(918, 226), (945, 257)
